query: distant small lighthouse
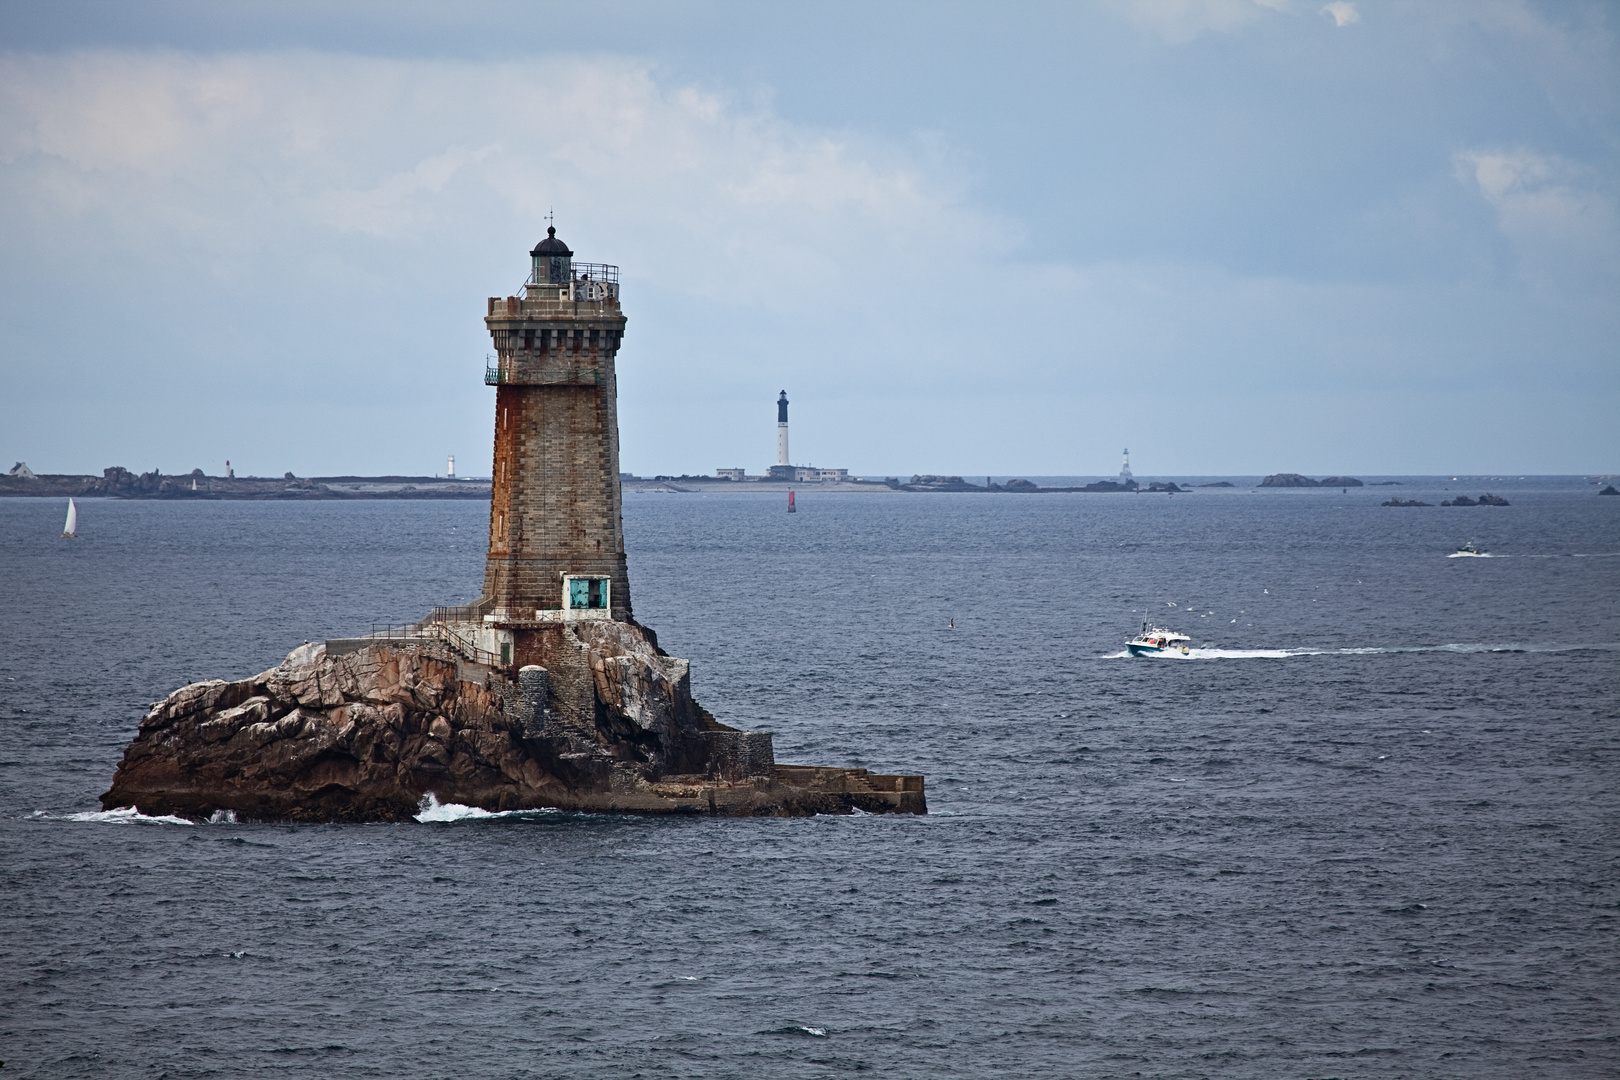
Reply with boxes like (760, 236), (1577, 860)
(776, 391), (790, 467)
(1120, 448), (1133, 482)
(447, 454), (456, 479)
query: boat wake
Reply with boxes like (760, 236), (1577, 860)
(1104, 642), (1620, 660)
(1450, 552), (1620, 559)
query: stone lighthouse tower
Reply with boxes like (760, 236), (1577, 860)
(481, 227), (630, 628)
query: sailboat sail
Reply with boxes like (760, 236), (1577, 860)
(63, 498), (77, 537)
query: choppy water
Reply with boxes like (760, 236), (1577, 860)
(2, 479), (1617, 1078)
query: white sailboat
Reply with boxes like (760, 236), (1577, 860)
(62, 498), (77, 538)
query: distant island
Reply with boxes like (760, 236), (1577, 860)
(1441, 493), (1510, 507)
(2, 465), (489, 500)
(11, 464), (1551, 502)
(1, 465), (1206, 499)
(1259, 473), (1363, 487)
(622, 473), (1170, 493)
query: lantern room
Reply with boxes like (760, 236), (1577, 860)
(530, 226), (573, 286)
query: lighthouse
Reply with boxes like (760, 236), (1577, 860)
(1120, 448), (1133, 482)
(479, 226), (630, 627)
(767, 391), (797, 480)
(777, 391), (790, 466)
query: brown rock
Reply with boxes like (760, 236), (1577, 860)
(100, 631), (925, 822)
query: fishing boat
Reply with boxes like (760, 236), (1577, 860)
(62, 498), (77, 538)
(1449, 541), (1488, 558)
(1126, 622), (1190, 656)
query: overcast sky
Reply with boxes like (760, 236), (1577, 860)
(1, 0), (1615, 478)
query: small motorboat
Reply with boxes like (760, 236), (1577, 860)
(1449, 541), (1488, 558)
(1126, 622), (1191, 656)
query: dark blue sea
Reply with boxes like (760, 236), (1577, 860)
(2, 479), (1617, 1078)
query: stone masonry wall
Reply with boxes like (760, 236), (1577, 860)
(483, 308), (631, 620)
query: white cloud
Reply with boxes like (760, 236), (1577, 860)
(1456, 147), (1618, 287)
(313, 144), (500, 238)
(1321, 2), (1360, 28)
(0, 51), (999, 302)
(0, 46), (1611, 477)
(1108, 0), (1291, 44)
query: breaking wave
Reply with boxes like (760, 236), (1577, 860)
(33, 806), (239, 825)
(45, 806), (200, 825)
(413, 793), (560, 823)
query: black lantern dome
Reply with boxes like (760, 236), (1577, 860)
(530, 226), (574, 286)
(530, 226), (573, 258)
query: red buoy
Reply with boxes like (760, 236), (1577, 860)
(788, 488), (796, 513)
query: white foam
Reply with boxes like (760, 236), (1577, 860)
(414, 793), (558, 822)
(415, 793), (496, 821)
(798, 1026), (827, 1037)
(56, 806), (198, 825)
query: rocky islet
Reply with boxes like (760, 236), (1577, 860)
(101, 623), (923, 822)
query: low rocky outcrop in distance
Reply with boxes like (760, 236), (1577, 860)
(1382, 498), (1432, 507)
(1197, 481), (1235, 488)
(904, 474), (982, 491)
(1260, 473), (1363, 487)
(101, 622), (924, 822)
(1441, 493), (1510, 507)
(994, 478), (1143, 493)
(1600, 485), (1619, 496)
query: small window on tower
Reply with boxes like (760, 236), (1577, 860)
(565, 575), (610, 611)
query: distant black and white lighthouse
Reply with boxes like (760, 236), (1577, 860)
(757, 389), (848, 483)
(776, 391), (790, 467)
